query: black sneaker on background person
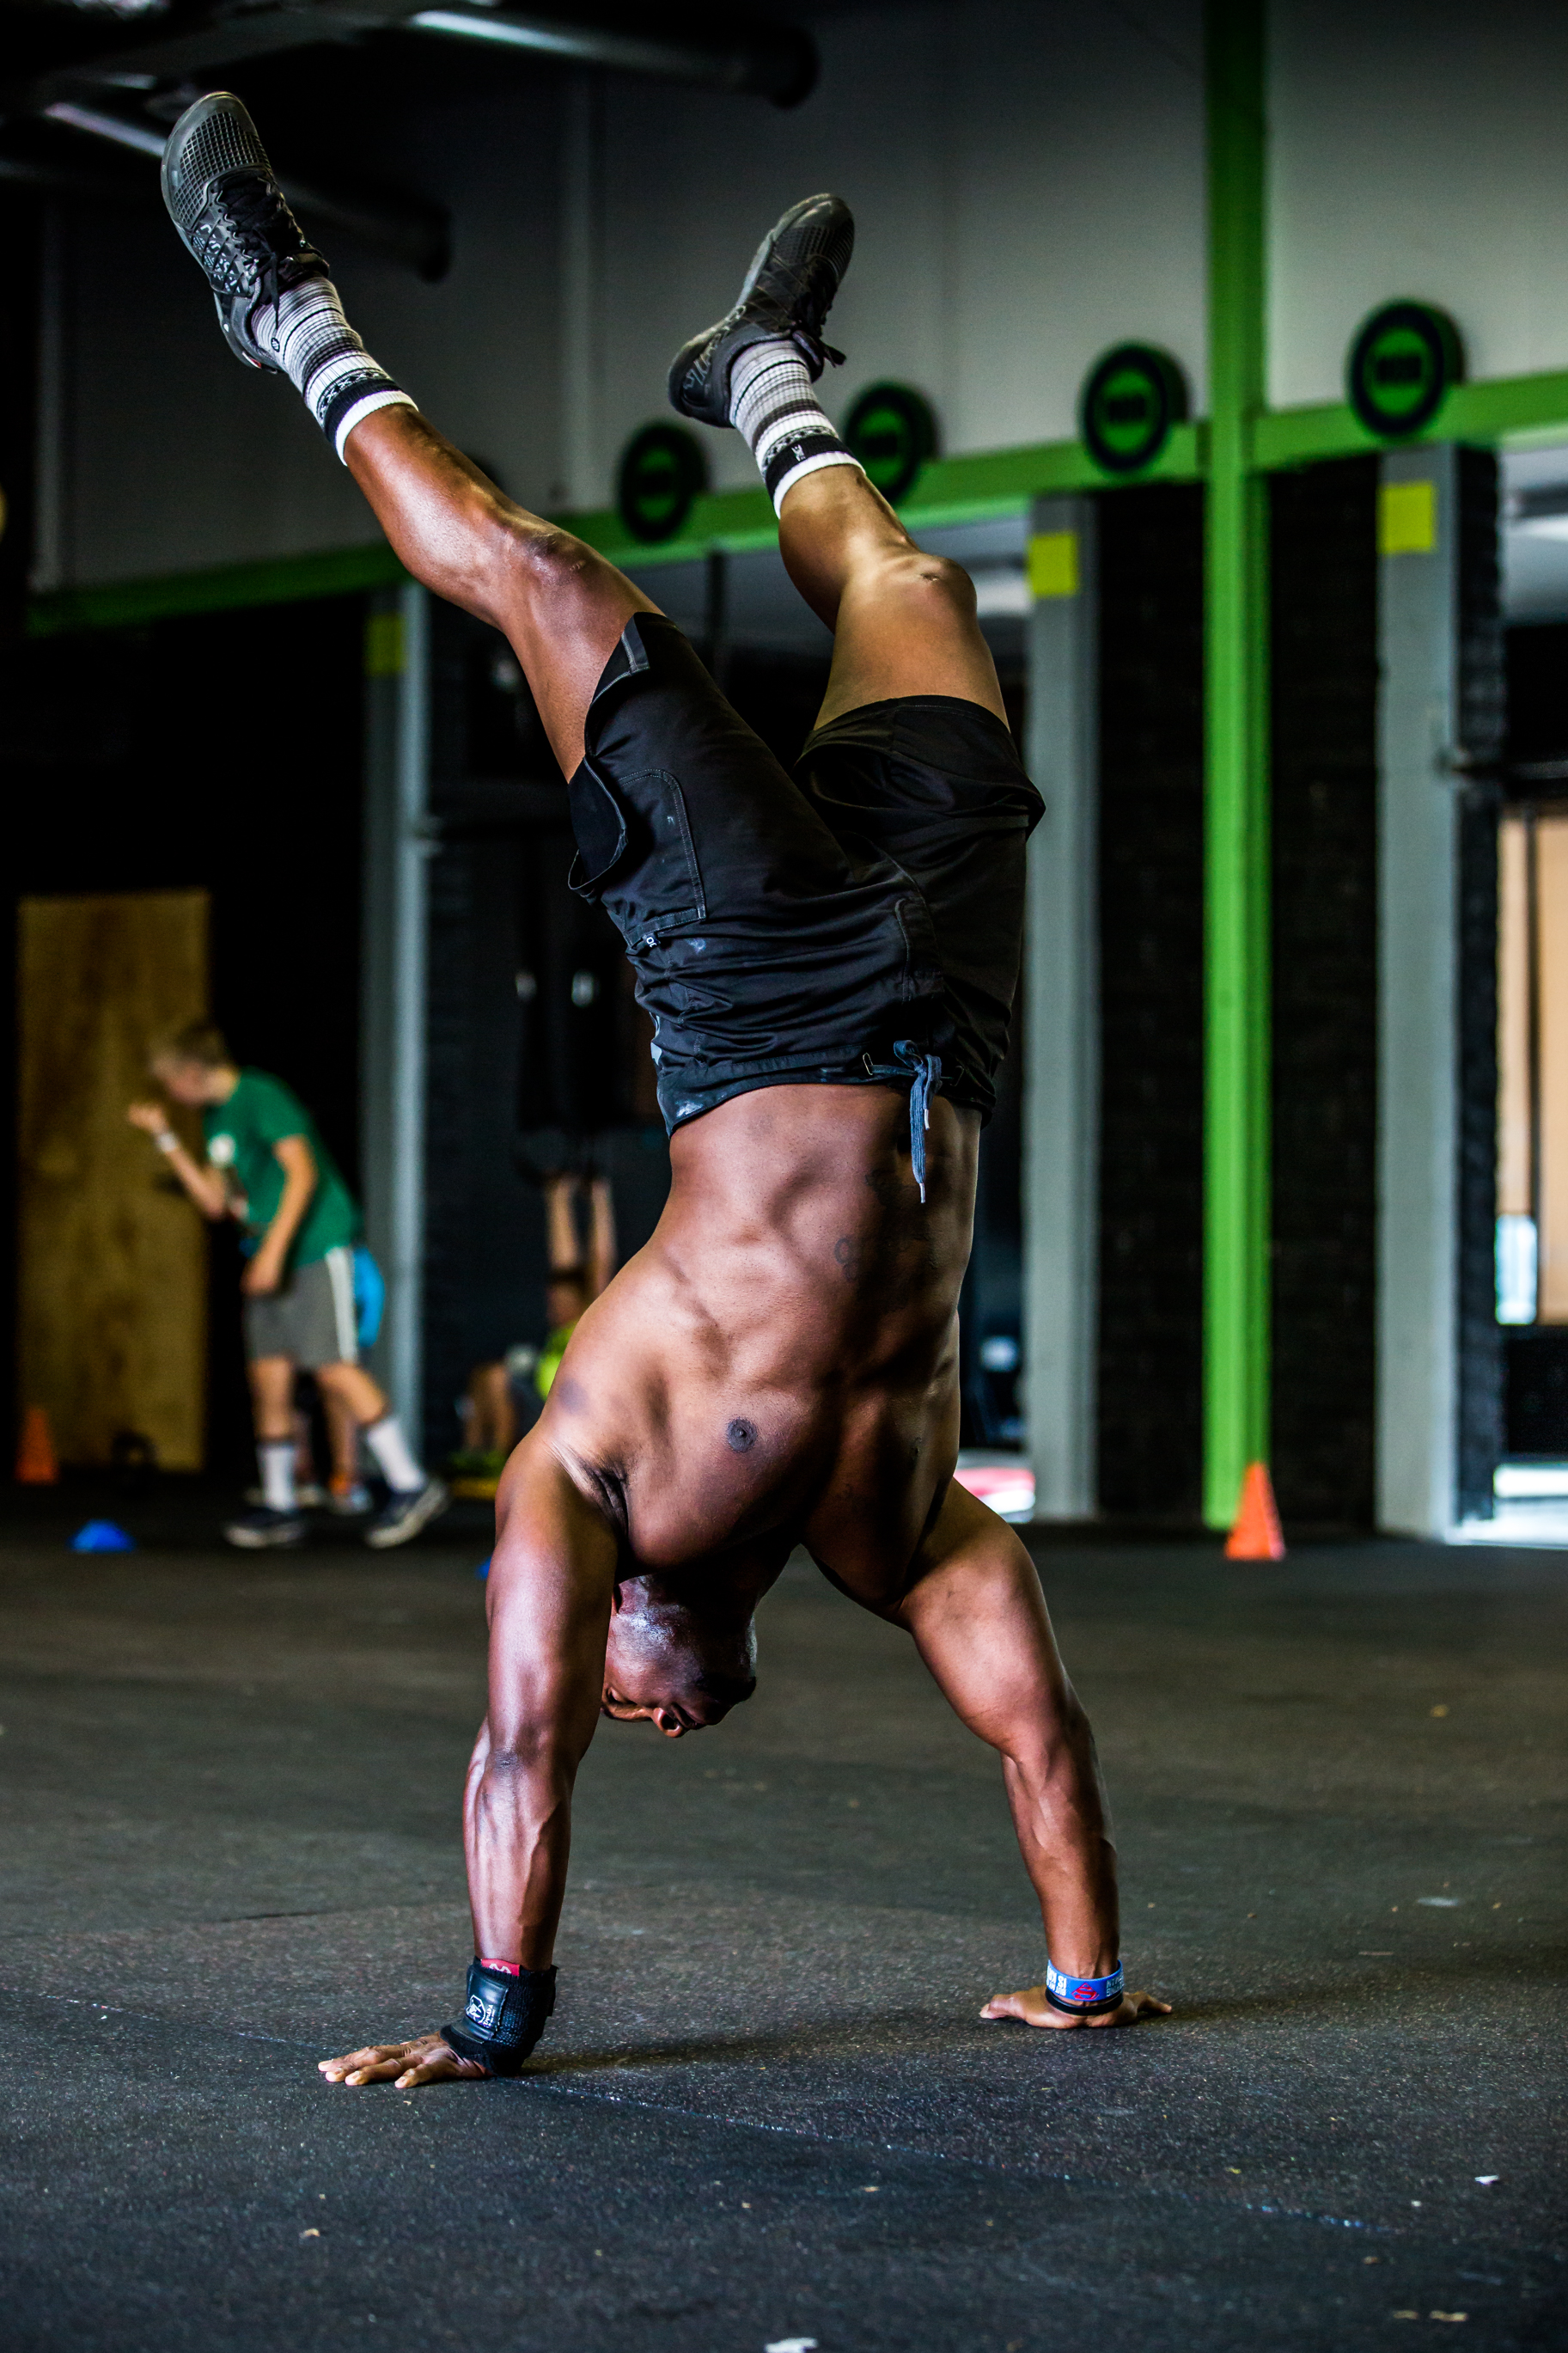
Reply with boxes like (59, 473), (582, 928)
(223, 1505), (307, 1550)
(160, 90), (327, 371)
(365, 1476), (451, 1550)
(667, 192), (854, 428)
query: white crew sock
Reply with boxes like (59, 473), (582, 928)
(728, 337), (862, 516)
(363, 1414), (425, 1495)
(258, 1439), (296, 1513)
(250, 275), (415, 463)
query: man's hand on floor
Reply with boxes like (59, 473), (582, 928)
(979, 1985), (1172, 2030)
(318, 2032), (491, 2087)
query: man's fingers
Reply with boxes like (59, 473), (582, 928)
(979, 1986), (1059, 2027)
(319, 2043), (408, 2078)
(319, 2032), (491, 2089)
(392, 2056), (478, 2088)
(979, 1984), (1173, 2030)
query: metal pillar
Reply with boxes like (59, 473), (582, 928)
(1022, 500), (1100, 1519)
(1376, 447), (1460, 1536)
(1202, 0), (1272, 1527)
(360, 580), (431, 1441)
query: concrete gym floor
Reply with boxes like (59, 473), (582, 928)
(0, 1493), (1562, 2352)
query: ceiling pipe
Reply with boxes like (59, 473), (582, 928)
(8, 0), (819, 115)
(41, 99), (166, 156)
(36, 100), (451, 278)
(403, 6), (817, 105)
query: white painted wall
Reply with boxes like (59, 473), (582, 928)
(43, 0), (1568, 590)
(37, 82), (565, 589)
(39, 0), (1209, 587)
(587, 1), (1208, 504)
(1271, 0), (1568, 408)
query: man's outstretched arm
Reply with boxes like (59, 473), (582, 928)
(319, 1445), (619, 2087)
(895, 1480), (1170, 2031)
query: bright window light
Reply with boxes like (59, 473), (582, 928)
(1496, 1212), (1538, 1324)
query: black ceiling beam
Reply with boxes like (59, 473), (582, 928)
(4, 1), (818, 118)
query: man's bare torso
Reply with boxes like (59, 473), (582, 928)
(531, 1083), (979, 1606)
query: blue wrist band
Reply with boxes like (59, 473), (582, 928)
(1044, 1959), (1124, 2015)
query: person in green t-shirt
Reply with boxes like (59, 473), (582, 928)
(128, 1019), (448, 1552)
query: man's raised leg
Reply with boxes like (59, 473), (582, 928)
(342, 411), (657, 778)
(161, 89), (656, 780)
(668, 188), (1006, 733)
(777, 464), (1006, 729)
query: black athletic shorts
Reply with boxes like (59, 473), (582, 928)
(567, 612), (1043, 1135)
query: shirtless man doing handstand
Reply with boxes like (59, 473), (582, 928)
(160, 92), (1168, 2085)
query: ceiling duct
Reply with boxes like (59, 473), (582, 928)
(29, 99), (452, 278)
(8, 1), (819, 113)
(3, 2), (816, 277)
(400, 5), (817, 104)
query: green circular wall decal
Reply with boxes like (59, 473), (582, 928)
(1079, 345), (1189, 476)
(616, 423), (708, 544)
(1346, 303), (1465, 439)
(845, 382), (938, 504)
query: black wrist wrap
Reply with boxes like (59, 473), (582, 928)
(1043, 1985), (1123, 2017)
(441, 1959), (557, 2077)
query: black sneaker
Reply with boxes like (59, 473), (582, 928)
(161, 90), (327, 371)
(365, 1476), (450, 1550)
(223, 1506), (307, 1549)
(667, 193), (854, 428)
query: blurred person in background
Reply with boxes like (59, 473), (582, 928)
(128, 1021), (447, 1550)
(455, 1171), (616, 1486)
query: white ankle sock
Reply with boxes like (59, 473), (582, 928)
(364, 1415), (424, 1494)
(728, 337), (861, 516)
(251, 275), (415, 462)
(259, 1440), (296, 1513)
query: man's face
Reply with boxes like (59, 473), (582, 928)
(155, 1057), (216, 1107)
(600, 1593), (753, 1738)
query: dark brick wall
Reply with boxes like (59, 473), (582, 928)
(1095, 484), (1206, 1522)
(1267, 458), (1380, 1528)
(1454, 447), (1505, 1518)
(1, 596), (366, 1474)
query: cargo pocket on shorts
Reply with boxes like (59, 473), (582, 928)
(568, 763), (705, 942)
(894, 888), (944, 1005)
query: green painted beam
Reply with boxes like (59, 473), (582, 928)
(1253, 367), (1568, 471)
(27, 421), (1209, 631)
(27, 539), (408, 638)
(1203, 0), (1272, 1531)
(570, 422), (1206, 568)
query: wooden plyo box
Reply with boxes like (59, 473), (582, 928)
(17, 889), (210, 1471)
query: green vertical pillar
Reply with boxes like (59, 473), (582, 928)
(1203, 0), (1271, 1527)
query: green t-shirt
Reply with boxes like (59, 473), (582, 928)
(536, 1320), (578, 1400)
(203, 1069), (360, 1271)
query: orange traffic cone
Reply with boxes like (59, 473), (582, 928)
(15, 1405), (59, 1485)
(1225, 1460), (1284, 1560)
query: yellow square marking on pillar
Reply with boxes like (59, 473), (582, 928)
(364, 611), (405, 677)
(1027, 529), (1079, 599)
(1378, 480), (1437, 557)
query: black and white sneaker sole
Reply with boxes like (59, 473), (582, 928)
(224, 1517), (307, 1549)
(365, 1477), (451, 1550)
(161, 90), (323, 371)
(668, 193), (854, 429)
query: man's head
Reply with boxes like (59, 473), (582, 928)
(546, 1263), (589, 1333)
(149, 1020), (236, 1106)
(601, 1576), (758, 1738)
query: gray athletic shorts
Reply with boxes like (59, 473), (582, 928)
(243, 1244), (358, 1370)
